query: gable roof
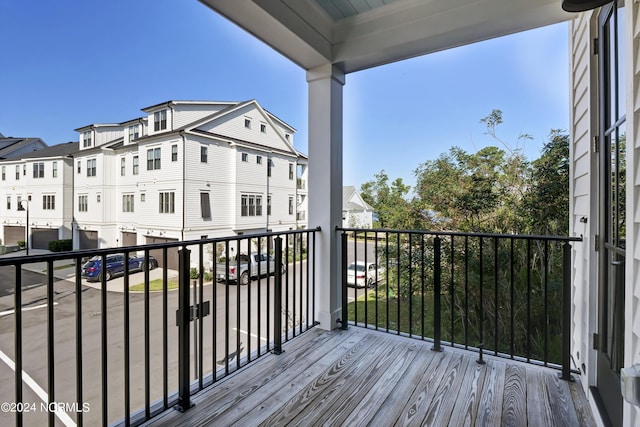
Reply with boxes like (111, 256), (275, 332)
(0, 137), (47, 159)
(343, 186), (373, 211)
(15, 141), (79, 160)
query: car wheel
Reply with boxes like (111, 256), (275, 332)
(367, 278), (374, 288)
(105, 270), (113, 281)
(239, 271), (249, 285)
(138, 261), (144, 271)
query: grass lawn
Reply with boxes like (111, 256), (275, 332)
(130, 278), (178, 292)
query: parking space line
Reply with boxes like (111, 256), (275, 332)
(0, 349), (75, 426)
(0, 302), (58, 318)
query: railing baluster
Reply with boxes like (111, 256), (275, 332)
(199, 244), (204, 385)
(144, 249), (150, 419)
(494, 237), (498, 356)
(47, 260), (55, 427)
(544, 240), (549, 366)
(510, 238), (515, 359)
(15, 264), (22, 427)
(560, 242), (573, 381)
(527, 240), (532, 363)
(450, 235), (454, 347)
(464, 235), (469, 350)
(162, 246), (169, 406)
(479, 238), (484, 348)
(340, 232), (348, 330)
(421, 234), (425, 340)
(408, 233), (412, 338)
(273, 237), (283, 354)
(396, 232), (401, 336)
(101, 253), (108, 427)
(75, 259), (83, 427)
(236, 239), (241, 371)
(432, 236), (442, 352)
(123, 252), (130, 426)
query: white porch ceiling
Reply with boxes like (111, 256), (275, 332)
(198, 0), (573, 74)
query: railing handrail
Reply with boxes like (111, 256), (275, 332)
(337, 226), (583, 243)
(0, 227), (322, 266)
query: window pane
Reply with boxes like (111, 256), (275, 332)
(201, 193), (211, 219)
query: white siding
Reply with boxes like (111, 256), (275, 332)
(569, 10), (598, 407)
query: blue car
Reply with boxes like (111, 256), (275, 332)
(81, 254), (157, 282)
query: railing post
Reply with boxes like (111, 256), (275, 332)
(560, 242), (574, 381)
(432, 236), (442, 352)
(175, 247), (194, 412)
(273, 237), (284, 354)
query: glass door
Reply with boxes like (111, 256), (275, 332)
(597, 3), (626, 426)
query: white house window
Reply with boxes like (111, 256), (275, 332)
(147, 148), (161, 170)
(289, 196), (294, 215)
(33, 162), (44, 178)
(267, 159), (273, 177)
(241, 153), (248, 162)
(78, 195), (88, 212)
(140, 193), (146, 202)
(97, 194), (101, 203)
(87, 159), (96, 177)
(1, 166), (4, 180)
(241, 194), (262, 217)
(285, 133), (290, 141)
(6, 196), (10, 210)
(159, 191), (175, 213)
(260, 123), (266, 133)
(289, 163), (294, 180)
(122, 194), (135, 212)
(153, 110), (167, 131)
(244, 118), (251, 128)
(128, 124), (139, 141)
(42, 195), (55, 210)
(133, 156), (139, 175)
(267, 195), (271, 216)
(77, 161), (81, 174)
(201, 146), (208, 163)
(200, 192), (211, 220)
(17, 196), (21, 208)
(52, 162), (57, 178)
(257, 156), (262, 165)
(120, 157), (126, 176)
(22, 165), (25, 176)
(82, 131), (92, 148)
(171, 145), (178, 162)
(256, 195), (262, 216)
(15, 165), (19, 180)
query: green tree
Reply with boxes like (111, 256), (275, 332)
(360, 171), (418, 229)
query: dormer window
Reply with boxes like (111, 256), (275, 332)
(128, 124), (139, 141)
(154, 110), (167, 132)
(82, 131), (92, 148)
(260, 123), (267, 133)
(244, 118), (251, 129)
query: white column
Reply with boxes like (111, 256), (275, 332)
(307, 64), (344, 330)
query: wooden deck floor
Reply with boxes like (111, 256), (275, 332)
(143, 327), (595, 427)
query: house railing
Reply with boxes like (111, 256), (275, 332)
(337, 227), (581, 379)
(0, 228), (319, 427)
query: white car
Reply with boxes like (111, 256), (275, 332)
(346, 262), (383, 288)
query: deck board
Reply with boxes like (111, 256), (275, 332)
(143, 327), (595, 427)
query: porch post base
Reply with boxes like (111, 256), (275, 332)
(317, 308), (342, 331)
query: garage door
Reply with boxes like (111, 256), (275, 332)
(4, 226), (25, 246)
(145, 236), (179, 271)
(31, 228), (58, 250)
(79, 230), (99, 249)
(121, 232), (137, 247)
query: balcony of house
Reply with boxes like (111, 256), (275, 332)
(0, 228), (591, 426)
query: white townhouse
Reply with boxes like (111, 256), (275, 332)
(72, 100), (307, 268)
(0, 142), (77, 249)
(342, 185), (373, 228)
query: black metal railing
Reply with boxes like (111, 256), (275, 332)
(338, 228), (581, 378)
(0, 228), (318, 427)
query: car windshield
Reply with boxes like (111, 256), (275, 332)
(347, 264), (365, 272)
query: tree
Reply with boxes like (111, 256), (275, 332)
(360, 171), (418, 229)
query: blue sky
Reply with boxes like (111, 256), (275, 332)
(0, 0), (568, 189)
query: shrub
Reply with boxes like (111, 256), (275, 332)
(48, 239), (72, 252)
(17, 240), (25, 249)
